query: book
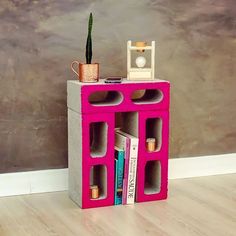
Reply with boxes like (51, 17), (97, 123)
(115, 130), (139, 204)
(115, 131), (130, 204)
(114, 147), (125, 205)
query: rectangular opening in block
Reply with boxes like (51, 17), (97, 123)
(115, 112), (138, 137)
(90, 122), (108, 157)
(131, 89), (163, 104)
(88, 91), (123, 106)
(90, 165), (107, 200)
(144, 160), (161, 194)
(146, 118), (162, 152)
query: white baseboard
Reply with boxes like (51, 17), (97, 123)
(0, 153), (235, 197)
(0, 169), (68, 197)
(168, 153), (236, 179)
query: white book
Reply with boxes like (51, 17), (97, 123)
(116, 130), (138, 204)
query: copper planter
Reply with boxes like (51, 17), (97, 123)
(71, 61), (99, 83)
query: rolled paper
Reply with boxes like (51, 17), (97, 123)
(146, 138), (156, 152)
(135, 41), (147, 52)
(90, 185), (99, 199)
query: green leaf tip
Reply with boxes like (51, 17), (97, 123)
(86, 12), (93, 64)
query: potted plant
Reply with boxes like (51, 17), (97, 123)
(71, 13), (99, 82)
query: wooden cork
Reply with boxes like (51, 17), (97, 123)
(146, 138), (156, 152)
(90, 185), (99, 199)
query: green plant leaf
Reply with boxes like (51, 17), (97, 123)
(86, 13), (93, 64)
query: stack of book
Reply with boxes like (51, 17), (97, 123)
(114, 129), (139, 205)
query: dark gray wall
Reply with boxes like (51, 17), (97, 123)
(0, 0), (235, 173)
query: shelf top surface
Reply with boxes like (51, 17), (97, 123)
(67, 78), (169, 87)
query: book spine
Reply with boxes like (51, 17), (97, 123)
(117, 151), (124, 190)
(115, 150), (124, 205)
(114, 159), (118, 205)
(122, 138), (130, 204)
(126, 139), (138, 204)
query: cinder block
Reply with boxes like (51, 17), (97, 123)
(136, 110), (169, 203)
(67, 79), (170, 209)
(67, 79), (170, 114)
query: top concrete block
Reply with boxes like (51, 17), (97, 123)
(67, 78), (170, 114)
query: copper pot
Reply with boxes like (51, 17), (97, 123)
(71, 61), (99, 83)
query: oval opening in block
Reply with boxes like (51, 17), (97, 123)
(145, 117), (162, 152)
(144, 160), (161, 195)
(90, 122), (108, 158)
(90, 165), (107, 200)
(131, 89), (163, 104)
(88, 91), (123, 106)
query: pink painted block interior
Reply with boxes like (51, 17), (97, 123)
(81, 113), (115, 209)
(136, 110), (169, 203)
(79, 80), (170, 208)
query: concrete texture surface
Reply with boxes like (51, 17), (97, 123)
(0, 0), (235, 173)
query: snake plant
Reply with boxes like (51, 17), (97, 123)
(86, 13), (93, 64)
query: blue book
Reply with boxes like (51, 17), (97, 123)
(114, 146), (125, 205)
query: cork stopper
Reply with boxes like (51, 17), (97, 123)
(90, 185), (99, 199)
(146, 138), (156, 152)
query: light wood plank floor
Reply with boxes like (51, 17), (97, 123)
(0, 174), (235, 236)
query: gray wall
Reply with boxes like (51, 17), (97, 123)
(0, 0), (235, 173)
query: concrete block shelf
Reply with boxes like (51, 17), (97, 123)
(67, 79), (170, 209)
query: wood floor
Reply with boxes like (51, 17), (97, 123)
(0, 174), (235, 236)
